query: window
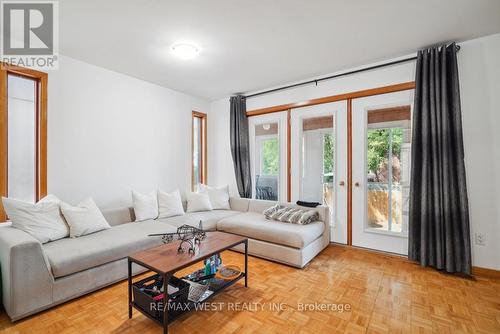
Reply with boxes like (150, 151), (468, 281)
(192, 111), (207, 190)
(259, 137), (279, 176)
(0, 64), (48, 221)
(366, 106), (411, 234)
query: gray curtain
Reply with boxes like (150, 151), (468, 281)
(409, 43), (472, 275)
(230, 95), (252, 198)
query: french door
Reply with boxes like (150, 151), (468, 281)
(290, 102), (347, 243)
(247, 87), (414, 254)
(351, 90), (414, 254)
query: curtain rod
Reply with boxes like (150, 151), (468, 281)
(245, 44), (461, 99)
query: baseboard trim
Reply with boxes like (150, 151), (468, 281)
(331, 243), (500, 279)
(330, 242), (406, 258)
(472, 266), (500, 279)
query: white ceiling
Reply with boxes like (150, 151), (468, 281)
(60, 0), (500, 100)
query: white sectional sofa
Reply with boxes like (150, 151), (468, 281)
(0, 197), (330, 321)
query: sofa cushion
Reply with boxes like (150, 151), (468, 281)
(217, 212), (324, 249)
(101, 207), (135, 226)
(2, 195), (69, 243)
(229, 197), (250, 212)
(132, 190), (158, 221)
(248, 199), (276, 213)
(43, 220), (175, 278)
(157, 210), (242, 231)
(60, 197), (111, 237)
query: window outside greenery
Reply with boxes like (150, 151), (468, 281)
(367, 128), (403, 182)
(261, 138), (279, 175)
(323, 133), (334, 183)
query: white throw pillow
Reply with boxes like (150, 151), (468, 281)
(60, 198), (110, 238)
(132, 190), (158, 221)
(2, 195), (69, 243)
(199, 184), (230, 210)
(158, 189), (185, 218)
(186, 192), (213, 213)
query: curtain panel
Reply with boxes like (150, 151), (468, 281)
(230, 95), (252, 198)
(409, 43), (472, 275)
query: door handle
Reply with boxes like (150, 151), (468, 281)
(354, 182), (360, 187)
(339, 181), (345, 186)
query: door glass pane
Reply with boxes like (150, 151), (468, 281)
(366, 106), (411, 234)
(193, 117), (202, 188)
(301, 116), (334, 211)
(255, 123), (279, 200)
(8, 75), (36, 203)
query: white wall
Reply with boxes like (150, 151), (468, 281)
(48, 56), (209, 208)
(208, 33), (500, 270)
(459, 34), (500, 270)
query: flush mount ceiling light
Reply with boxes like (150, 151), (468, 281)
(171, 43), (199, 60)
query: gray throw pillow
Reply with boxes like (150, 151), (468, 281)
(263, 204), (283, 219)
(263, 205), (319, 225)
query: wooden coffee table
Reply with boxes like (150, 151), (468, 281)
(127, 231), (248, 334)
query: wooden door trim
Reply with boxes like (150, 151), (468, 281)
(346, 99), (353, 245)
(247, 81), (415, 117)
(286, 109), (291, 202)
(0, 64), (47, 221)
(38, 74), (48, 201)
(0, 69), (7, 221)
(192, 111), (207, 191)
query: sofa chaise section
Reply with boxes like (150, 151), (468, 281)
(218, 199), (330, 268)
(217, 212), (324, 249)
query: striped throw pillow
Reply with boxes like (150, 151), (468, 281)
(263, 205), (319, 225)
(263, 204), (283, 219)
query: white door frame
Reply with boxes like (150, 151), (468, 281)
(249, 112), (288, 202)
(290, 102), (347, 244)
(351, 90), (414, 255)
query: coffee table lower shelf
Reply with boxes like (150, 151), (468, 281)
(130, 272), (246, 325)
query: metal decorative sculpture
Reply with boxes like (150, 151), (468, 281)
(148, 221), (206, 254)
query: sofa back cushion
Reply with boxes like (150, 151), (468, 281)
(229, 197), (250, 212)
(101, 207), (135, 226)
(132, 191), (158, 222)
(248, 199), (276, 213)
(60, 198), (111, 237)
(158, 189), (185, 218)
(186, 192), (213, 212)
(199, 185), (231, 210)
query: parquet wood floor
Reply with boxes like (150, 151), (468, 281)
(1, 245), (499, 334)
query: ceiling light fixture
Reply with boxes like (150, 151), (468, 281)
(171, 43), (199, 60)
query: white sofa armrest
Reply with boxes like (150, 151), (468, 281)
(0, 226), (53, 320)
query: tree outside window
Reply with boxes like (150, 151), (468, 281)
(260, 138), (279, 175)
